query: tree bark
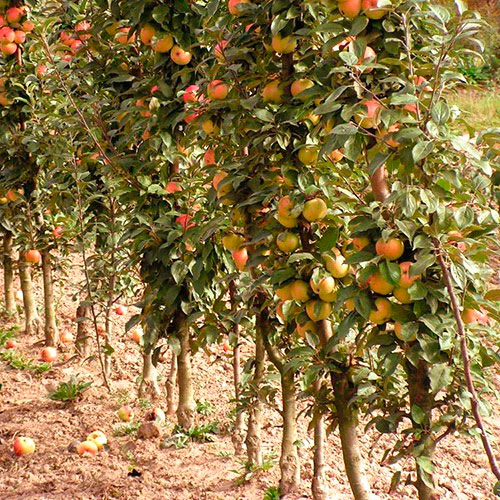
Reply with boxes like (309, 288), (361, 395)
(370, 166), (390, 202)
(41, 250), (59, 346)
(166, 349), (178, 416)
(75, 302), (91, 357)
(3, 232), (17, 318)
(18, 259), (41, 336)
(279, 369), (300, 495)
(406, 360), (438, 500)
(103, 294), (113, 379)
(312, 379), (328, 500)
(232, 328), (246, 455)
(332, 372), (374, 500)
(259, 305), (300, 495)
(229, 282), (245, 455)
(139, 350), (161, 400)
(245, 309), (266, 467)
(175, 311), (196, 429)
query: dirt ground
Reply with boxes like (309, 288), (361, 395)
(0, 262), (499, 500)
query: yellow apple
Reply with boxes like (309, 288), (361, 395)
(368, 271), (394, 295)
(306, 300), (332, 321)
(290, 280), (311, 302)
(369, 297), (392, 324)
(302, 198), (327, 222)
(276, 232), (300, 253)
(271, 34), (296, 54)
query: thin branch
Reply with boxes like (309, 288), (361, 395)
(433, 237), (500, 481)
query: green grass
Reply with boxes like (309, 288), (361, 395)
(48, 376), (92, 402)
(450, 87), (500, 130)
(0, 349), (51, 373)
(113, 421), (141, 437)
(0, 326), (19, 347)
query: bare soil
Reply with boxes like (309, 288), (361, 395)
(0, 261), (498, 500)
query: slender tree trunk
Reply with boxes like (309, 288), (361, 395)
(312, 379), (328, 500)
(103, 295), (113, 379)
(259, 304), (300, 495)
(166, 349), (178, 416)
(279, 370), (300, 495)
(41, 249), (59, 346)
(245, 312), (265, 467)
(75, 302), (91, 357)
(3, 232), (17, 318)
(18, 259), (41, 336)
(232, 331), (245, 455)
(332, 372), (374, 500)
(406, 360), (438, 500)
(175, 311), (196, 429)
(139, 350), (161, 400)
(229, 281), (245, 455)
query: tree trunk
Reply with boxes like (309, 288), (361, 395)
(3, 232), (17, 318)
(103, 299), (113, 379)
(245, 311), (266, 467)
(18, 259), (41, 336)
(332, 372), (374, 500)
(312, 379), (328, 500)
(166, 349), (178, 416)
(279, 369), (300, 495)
(41, 249), (59, 346)
(232, 325), (245, 455)
(175, 311), (196, 429)
(75, 302), (91, 357)
(139, 350), (161, 400)
(406, 360), (438, 500)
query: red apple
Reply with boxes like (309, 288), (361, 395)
(183, 85), (201, 103)
(13, 437), (35, 456)
(207, 80), (229, 100)
(41, 347), (58, 363)
(170, 45), (191, 65)
(228, 0), (250, 16)
(232, 247), (248, 271)
(214, 40), (229, 61)
(115, 305), (127, 316)
(24, 249), (41, 264)
(75, 20), (92, 40)
(60, 331), (73, 343)
(176, 214), (195, 230)
(165, 182), (182, 194)
(6, 7), (24, 24)
(117, 405), (133, 422)
(76, 440), (99, 456)
(5, 339), (18, 349)
(203, 149), (216, 166)
(52, 225), (64, 238)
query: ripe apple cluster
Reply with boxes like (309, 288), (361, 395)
(139, 23), (192, 65)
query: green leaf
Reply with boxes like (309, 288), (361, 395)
(411, 404), (426, 424)
(431, 101), (450, 125)
(485, 289), (500, 301)
(330, 123), (358, 135)
(429, 363), (453, 393)
(401, 322), (419, 341)
(354, 293), (372, 320)
(171, 261), (188, 284)
(287, 252), (314, 264)
(408, 281), (428, 301)
(379, 261), (401, 286)
(313, 101), (342, 115)
(317, 227), (339, 252)
(411, 254), (435, 276)
(412, 141), (434, 163)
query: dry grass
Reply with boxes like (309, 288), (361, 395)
(450, 86), (500, 129)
